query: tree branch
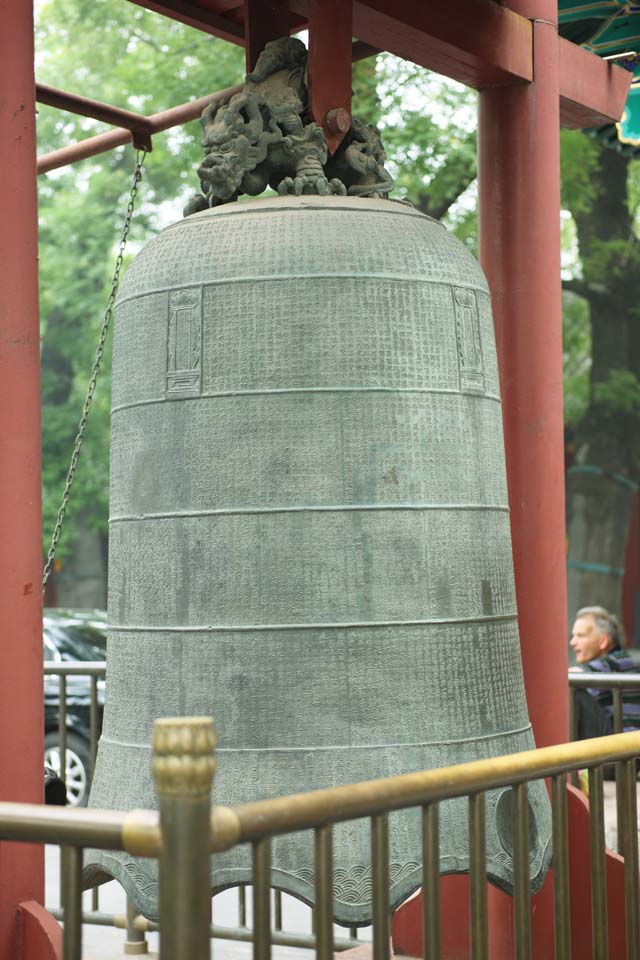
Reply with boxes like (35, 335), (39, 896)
(413, 150), (477, 221)
(562, 278), (589, 298)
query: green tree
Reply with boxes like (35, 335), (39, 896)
(560, 132), (640, 619)
(36, 0), (242, 600)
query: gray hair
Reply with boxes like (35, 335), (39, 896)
(576, 606), (622, 648)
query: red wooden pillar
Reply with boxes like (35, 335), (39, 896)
(478, 1), (568, 750)
(0, 0), (46, 955)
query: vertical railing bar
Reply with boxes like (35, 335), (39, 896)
(422, 803), (440, 960)
(252, 838), (272, 960)
(551, 774), (572, 960)
(569, 687), (580, 788)
(92, 885), (99, 912)
(588, 766), (609, 960)
(371, 813), (390, 960)
(59, 673), (67, 785)
(90, 674), (99, 776)
(155, 718), (215, 960)
(58, 673), (67, 917)
(125, 896), (148, 955)
(621, 758), (640, 959)
(613, 690), (625, 855)
(61, 845), (83, 960)
(513, 783), (531, 960)
(469, 792), (488, 960)
(238, 885), (247, 928)
(314, 825), (334, 960)
(612, 691), (624, 734)
(274, 888), (283, 932)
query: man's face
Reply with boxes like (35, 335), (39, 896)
(570, 615), (610, 664)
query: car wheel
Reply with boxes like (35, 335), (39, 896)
(44, 732), (91, 807)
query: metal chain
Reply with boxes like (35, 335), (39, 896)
(42, 148), (147, 593)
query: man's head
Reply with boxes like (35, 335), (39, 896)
(570, 606), (620, 664)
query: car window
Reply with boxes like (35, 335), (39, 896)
(44, 623), (106, 661)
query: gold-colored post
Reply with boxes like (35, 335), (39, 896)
(90, 674), (99, 774)
(613, 691), (624, 734)
(620, 758), (640, 958)
(238, 885), (247, 927)
(512, 783), (531, 960)
(371, 813), (390, 960)
(125, 896), (148, 954)
(61, 845), (83, 960)
(469, 792), (488, 960)
(275, 888), (283, 931)
(613, 691), (625, 855)
(588, 766), (608, 960)
(154, 717), (215, 960)
(314, 825), (334, 960)
(551, 775), (571, 960)
(59, 674), (67, 784)
(252, 838), (272, 960)
(422, 803), (440, 960)
(568, 689), (580, 788)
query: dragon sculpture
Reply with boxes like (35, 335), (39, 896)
(184, 36), (393, 215)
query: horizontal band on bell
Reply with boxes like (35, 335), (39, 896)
(100, 722), (533, 752)
(115, 270), (489, 310)
(110, 385), (502, 415)
(109, 503), (511, 523)
(107, 613), (519, 633)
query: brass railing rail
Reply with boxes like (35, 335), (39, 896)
(208, 732), (640, 846)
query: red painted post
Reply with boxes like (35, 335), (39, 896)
(308, 0), (353, 154)
(0, 0), (46, 956)
(478, 2), (568, 751)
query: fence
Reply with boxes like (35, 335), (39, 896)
(568, 670), (640, 854)
(3, 709), (640, 958)
(34, 664), (640, 958)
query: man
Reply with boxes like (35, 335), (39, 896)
(570, 605), (638, 739)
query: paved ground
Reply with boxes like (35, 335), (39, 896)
(45, 783), (638, 959)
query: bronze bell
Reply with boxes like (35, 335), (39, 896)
(84, 38), (551, 924)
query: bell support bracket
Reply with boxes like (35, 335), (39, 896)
(183, 34), (393, 215)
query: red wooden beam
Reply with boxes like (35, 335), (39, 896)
(308, 0), (353, 154)
(558, 36), (632, 129)
(349, 0), (534, 88)
(128, 0), (245, 43)
(243, 0), (292, 72)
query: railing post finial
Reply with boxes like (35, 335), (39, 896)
(153, 716), (215, 960)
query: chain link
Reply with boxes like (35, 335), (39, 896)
(42, 148), (147, 593)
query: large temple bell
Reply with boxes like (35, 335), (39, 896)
(85, 38), (552, 922)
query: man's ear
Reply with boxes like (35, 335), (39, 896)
(598, 634), (611, 653)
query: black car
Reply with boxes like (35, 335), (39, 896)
(44, 609), (106, 806)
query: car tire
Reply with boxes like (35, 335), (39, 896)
(44, 732), (91, 807)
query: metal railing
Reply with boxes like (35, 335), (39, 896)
(44, 661), (105, 792)
(6, 706), (640, 959)
(568, 670), (640, 740)
(569, 669), (640, 855)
